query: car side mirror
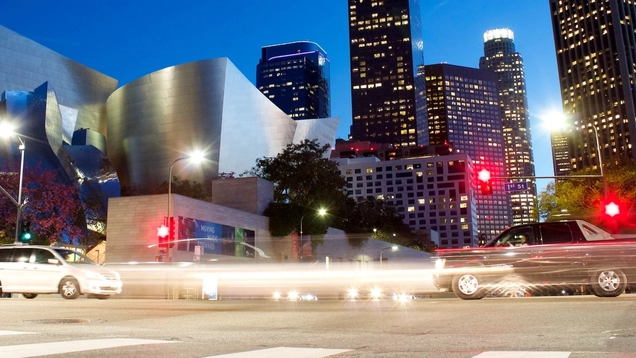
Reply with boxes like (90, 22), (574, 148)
(47, 258), (60, 265)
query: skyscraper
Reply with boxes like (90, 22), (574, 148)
(549, 0), (636, 173)
(425, 63), (512, 241)
(347, 0), (427, 147)
(256, 41), (330, 119)
(479, 28), (537, 225)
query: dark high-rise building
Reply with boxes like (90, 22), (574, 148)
(549, 0), (636, 173)
(479, 28), (537, 225)
(347, 0), (428, 147)
(256, 41), (330, 119)
(425, 63), (512, 241)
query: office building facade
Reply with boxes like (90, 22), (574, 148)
(256, 41), (330, 119)
(479, 28), (537, 225)
(335, 154), (478, 249)
(347, 0), (428, 147)
(425, 63), (511, 241)
(549, 0), (636, 173)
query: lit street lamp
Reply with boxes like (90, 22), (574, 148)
(379, 245), (398, 269)
(544, 113), (606, 198)
(0, 123), (26, 244)
(167, 151), (205, 261)
(299, 208), (327, 259)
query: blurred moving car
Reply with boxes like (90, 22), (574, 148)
(0, 245), (122, 299)
(433, 220), (636, 300)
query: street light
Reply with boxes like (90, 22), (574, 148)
(299, 208), (327, 259)
(167, 151), (205, 261)
(0, 123), (26, 244)
(380, 245), (398, 269)
(543, 113), (606, 198)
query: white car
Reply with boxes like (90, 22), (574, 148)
(0, 245), (122, 299)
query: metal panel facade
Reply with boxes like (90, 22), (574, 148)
(106, 57), (339, 192)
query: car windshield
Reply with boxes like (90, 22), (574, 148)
(52, 248), (97, 265)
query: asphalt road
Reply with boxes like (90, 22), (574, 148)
(1, 295), (636, 357)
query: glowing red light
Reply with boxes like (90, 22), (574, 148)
(157, 225), (169, 238)
(605, 202), (620, 217)
(478, 169), (491, 182)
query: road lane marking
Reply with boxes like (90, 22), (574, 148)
(207, 347), (352, 358)
(0, 338), (177, 358)
(474, 352), (571, 358)
(0, 331), (33, 336)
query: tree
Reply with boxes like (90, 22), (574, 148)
(0, 164), (84, 245)
(252, 139), (348, 240)
(340, 197), (413, 247)
(537, 164), (636, 232)
(154, 177), (211, 202)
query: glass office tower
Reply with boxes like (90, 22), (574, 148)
(479, 28), (537, 225)
(256, 41), (330, 119)
(347, 0), (428, 147)
(549, 0), (636, 172)
(425, 63), (512, 242)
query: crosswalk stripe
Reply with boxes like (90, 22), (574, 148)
(0, 338), (177, 358)
(0, 331), (33, 336)
(473, 352), (571, 358)
(206, 347), (352, 358)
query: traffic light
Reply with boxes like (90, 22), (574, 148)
(19, 221), (32, 243)
(478, 169), (493, 195)
(605, 202), (620, 217)
(157, 224), (169, 248)
(168, 217), (175, 248)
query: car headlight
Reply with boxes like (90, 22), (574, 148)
(435, 258), (446, 270)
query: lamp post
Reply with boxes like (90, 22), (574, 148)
(544, 113), (606, 198)
(299, 208), (327, 259)
(379, 245), (398, 269)
(167, 151), (205, 262)
(590, 125), (607, 198)
(0, 123), (26, 244)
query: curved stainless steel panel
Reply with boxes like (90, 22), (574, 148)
(0, 25), (117, 137)
(107, 57), (339, 192)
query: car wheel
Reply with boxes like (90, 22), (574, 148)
(590, 268), (626, 297)
(451, 273), (485, 300)
(22, 293), (38, 299)
(59, 278), (80, 299)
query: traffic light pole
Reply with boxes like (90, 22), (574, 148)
(0, 135), (26, 244)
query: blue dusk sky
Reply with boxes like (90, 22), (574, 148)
(0, 0), (560, 192)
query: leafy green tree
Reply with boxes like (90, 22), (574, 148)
(340, 197), (413, 247)
(537, 164), (636, 232)
(154, 176), (211, 201)
(253, 139), (348, 207)
(252, 139), (348, 241)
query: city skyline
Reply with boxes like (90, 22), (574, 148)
(0, 1), (560, 192)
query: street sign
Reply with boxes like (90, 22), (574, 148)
(504, 182), (528, 192)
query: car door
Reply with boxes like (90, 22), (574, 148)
(481, 226), (538, 280)
(531, 223), (584, 284)
(3, 248), (33, 292)
(27, 248), (63, 293)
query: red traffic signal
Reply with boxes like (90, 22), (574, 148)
(477, 169), (493, 195)
(168, 217), (176, 248)
(479, 181), (493, 195)
(157, 225), (169, 238)
(157, 224), (169, 248)
(478, 169), (491, 182)
(605, 202), (620, 217)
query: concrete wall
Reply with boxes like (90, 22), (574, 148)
(106, 194), (276, 263)
(211, 177), (273, 215)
